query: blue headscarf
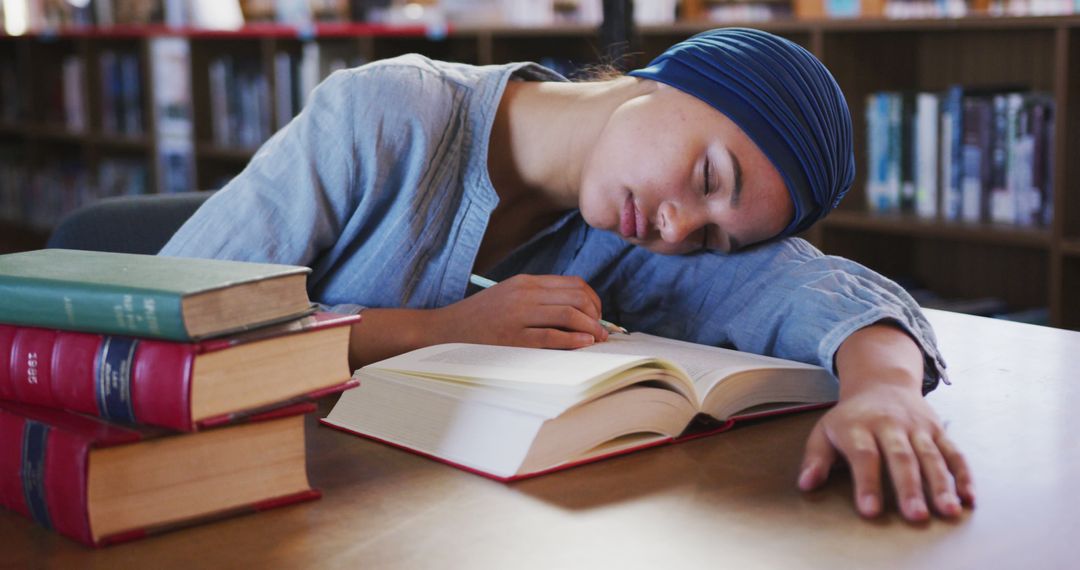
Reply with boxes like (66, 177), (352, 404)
(628, 28), (854, 236)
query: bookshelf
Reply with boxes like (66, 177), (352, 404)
(1, 16), (1079, 329)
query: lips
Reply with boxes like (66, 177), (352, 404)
(620, 196), (651, 239)
(635, 202), (648, 239)
(620, 195), (635, 238)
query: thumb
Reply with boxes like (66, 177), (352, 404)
(798, 420), (839, 491)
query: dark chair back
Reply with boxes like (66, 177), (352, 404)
(46, 192), (212, 254)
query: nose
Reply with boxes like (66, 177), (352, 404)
(657, 200), (704, 245)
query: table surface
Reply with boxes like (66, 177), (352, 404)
(4, 309), (1079, 569)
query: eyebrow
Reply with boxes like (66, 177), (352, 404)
(726, 147), (744, 253)
(727, 146), (743, 209)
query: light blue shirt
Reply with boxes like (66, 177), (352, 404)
(160, 55), (946, 392)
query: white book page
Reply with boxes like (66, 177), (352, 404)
(367, 343), (660, 394)
(579, 332), (821, 395)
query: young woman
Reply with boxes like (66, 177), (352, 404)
(160, 28), (973, 522)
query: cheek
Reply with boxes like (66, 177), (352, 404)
(577, 147), (616, 229)
(578, 120), (638, 224)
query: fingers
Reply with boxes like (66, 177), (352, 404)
(533, 288), (604, 322)
(842, 429), (884, 518)
(877, 429), (928, 521)
(525, 305), (608, 345)
(508, 274), (603, 320)
(832, 426), (970, 521)
(936, 434), (976, 507)
(520, 327), (600, 350)
(798, 422), (838, 491)
(911, 432), (962, 517)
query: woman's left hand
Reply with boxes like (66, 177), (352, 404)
(796, 324), (975, 521)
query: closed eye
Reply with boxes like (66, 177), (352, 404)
(702, 158), (713, 196)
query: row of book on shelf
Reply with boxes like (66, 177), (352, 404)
(9, 50), (144, 136)
(816, 0), (1078, 19)
(208, 43), (364, 149)
(1, 247), (844, 543)
(0, 153), (149, 229)
(0, 35), (365, 228)
(864, 86), (1054, 228)
(1, 39), (361, 143)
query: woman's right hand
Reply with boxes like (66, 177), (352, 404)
(348, 274), (609, 368)
(432, 274), (609, 349)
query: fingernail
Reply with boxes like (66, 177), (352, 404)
(798, 466), (816, 490)
(937, 492), (961, 515)
(963, 484), (977, 506)
(906, 497), (928, 520)
(580, 335), (595, 345)
(859, 494), (878, 516)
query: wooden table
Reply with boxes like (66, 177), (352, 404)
(4, 309), (1079, 568)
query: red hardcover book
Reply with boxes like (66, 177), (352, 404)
(0, 312), (359, 431)
(321, 333), (838, 481)
(0, 400), (320, 547)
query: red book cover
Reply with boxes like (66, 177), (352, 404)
(0, 312), (359, 431)
(0, 400), (319, 547)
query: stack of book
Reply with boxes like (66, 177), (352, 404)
(0, 248), (358, 547)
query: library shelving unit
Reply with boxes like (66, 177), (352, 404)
(1, 16), (1079, 329)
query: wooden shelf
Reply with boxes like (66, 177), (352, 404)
(93, 132), (152, 151)
(2, 14), (1078, 43)
(822, 210), (1052, 249)
(0, 122), (25, 137)
(810, 14), (1080, 32)
(461, 23), (601, 37)
(1063, 239), (1080, 258)
(196, 143), (258, 161)
(27, 125), (87, 144)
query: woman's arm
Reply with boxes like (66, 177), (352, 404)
(797, 323), (974, 521)
(581, 232), (967, 519)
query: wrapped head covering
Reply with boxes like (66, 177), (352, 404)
(628, 28), (854, 236)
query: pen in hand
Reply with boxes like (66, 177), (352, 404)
(468, 274), (629, 335)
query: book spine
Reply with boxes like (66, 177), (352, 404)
(944, 86), (964, 221)
(915, 92), (939, 219)
(886, 93), (902, 212)
(960, 96), (987, 223)
(0, 276), (189, 340)
(0, 408), (94, 547)
(864, 93), (880, 212)
(0, 324), (196, 431)
(989, 94), (1013, 224)
(899, 92), (917, 213)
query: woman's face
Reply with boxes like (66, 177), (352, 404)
(579, 81), (794, 255)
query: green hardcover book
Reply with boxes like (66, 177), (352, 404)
(0, 249), (314, 340)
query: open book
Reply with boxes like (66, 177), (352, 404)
(322, 333), (838, 481)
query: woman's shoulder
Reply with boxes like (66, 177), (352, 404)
(318, 55), (504, 104)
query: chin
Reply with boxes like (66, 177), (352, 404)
(635, 240), (698, 256)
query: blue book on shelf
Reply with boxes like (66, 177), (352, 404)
(827, 0), (861, 17)
(942, 86), (964, 221)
